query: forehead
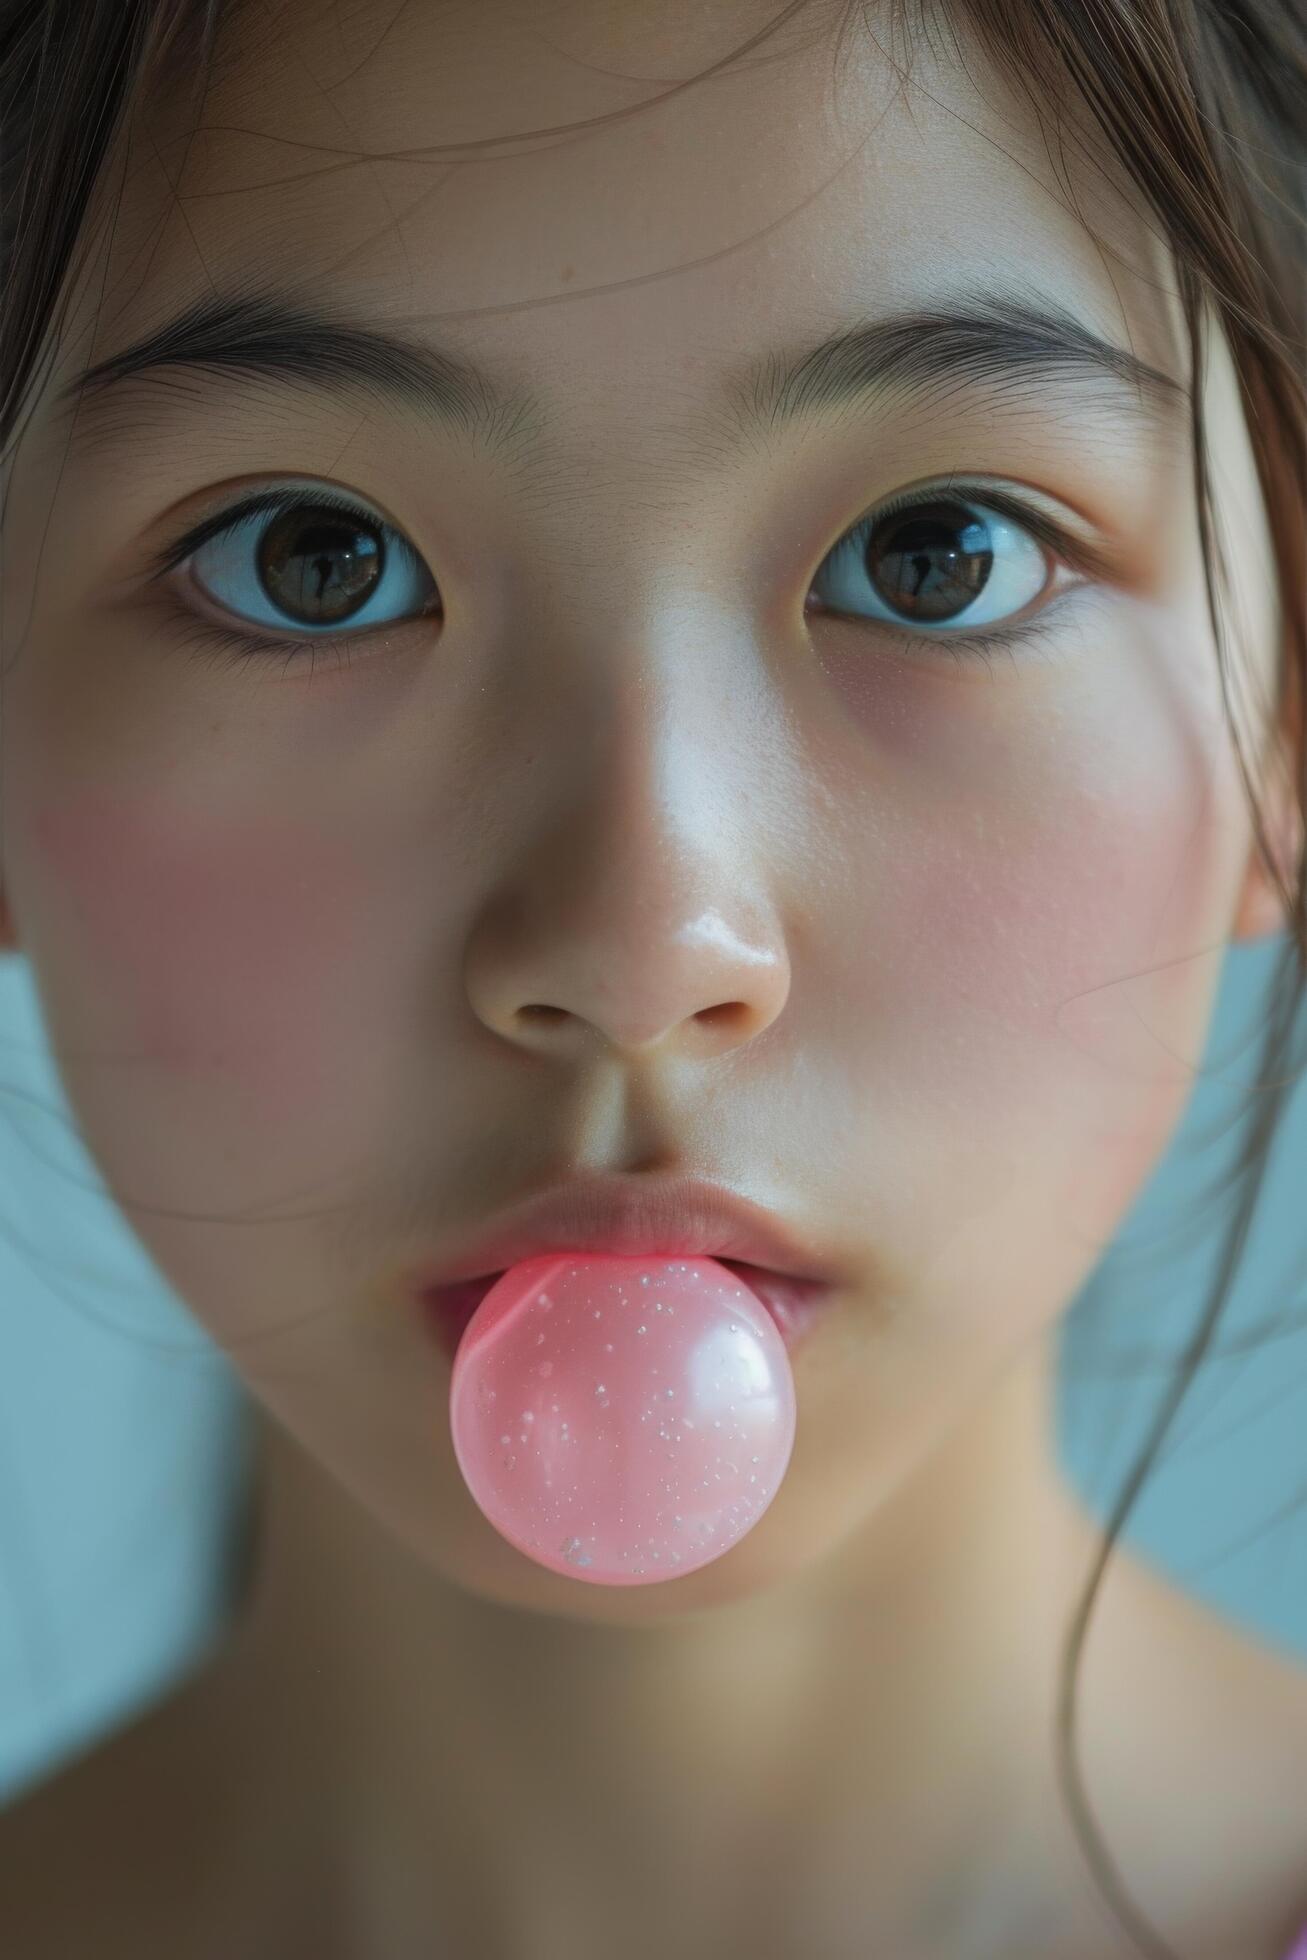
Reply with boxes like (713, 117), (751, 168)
(65, 0), (1181, 449)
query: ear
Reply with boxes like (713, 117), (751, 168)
(1231, 817), (1302, 942)
(1230, 688), (1305, 945)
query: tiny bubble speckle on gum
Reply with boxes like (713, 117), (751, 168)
(448, 1254), (797, 1587)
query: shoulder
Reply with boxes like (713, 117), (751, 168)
(1086, 1543), (1307, 1953)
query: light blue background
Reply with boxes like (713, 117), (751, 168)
(2, 929), (1305, 1807)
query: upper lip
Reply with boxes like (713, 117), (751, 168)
(412, 1173), (849, 1289)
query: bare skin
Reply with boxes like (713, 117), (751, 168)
(5, 1327), (1307, 1958)
(183, 1331), (1307, 1959)
(1, 1), (1305, 1956)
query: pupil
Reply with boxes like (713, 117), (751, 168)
(868, 502), (993, 624)
(259, 506), (384, 625)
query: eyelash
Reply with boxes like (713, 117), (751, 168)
(145, 479), (1089, 680)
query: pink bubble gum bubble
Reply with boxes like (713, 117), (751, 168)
(448, 1253), (797, 1586)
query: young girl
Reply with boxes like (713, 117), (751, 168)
(1, 0), (1305, 1953)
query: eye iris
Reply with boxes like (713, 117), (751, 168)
(866, 500), (994, 624)
(257, 505), (384, 626)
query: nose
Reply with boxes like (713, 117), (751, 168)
(461, 725), (794, 1064)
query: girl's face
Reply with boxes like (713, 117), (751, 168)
(0, 0), (1290, 1619)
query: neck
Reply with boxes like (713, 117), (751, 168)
(216, 1328), (1103, 1948)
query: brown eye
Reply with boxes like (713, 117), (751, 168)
(255, 503), (386, 627)
(808, 490), (1053, 641)
(863, 499), (995, 624)
(177, 486), (441, 644)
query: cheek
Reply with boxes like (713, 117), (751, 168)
(815, 597), (1253, 1291)
(30, 786), (365, 1121)
(902, 678), (1246, 1240)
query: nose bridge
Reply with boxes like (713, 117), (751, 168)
(522, 552), (771, 817)
(485, 390), (794, 859)
(526, 428), (725, 610)
(519, 346), (743, 561)
(515, 428), (761, 722)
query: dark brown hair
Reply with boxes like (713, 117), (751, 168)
(1, 2), (1304, 1953)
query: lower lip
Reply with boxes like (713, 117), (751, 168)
(419, 1260), (835, 1364)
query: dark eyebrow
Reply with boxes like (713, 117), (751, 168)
(55, 279), (1188, 461)
(733, 287), (1188, 439)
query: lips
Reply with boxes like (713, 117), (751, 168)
(420, 1258), (836, 1363)
(407, 1173), (849, 1292)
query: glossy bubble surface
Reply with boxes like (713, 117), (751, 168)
(448, 1254), (797, 1585)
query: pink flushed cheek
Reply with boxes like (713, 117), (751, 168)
(32, 788), (368, 1122)
(907, 750), (1234, 1237)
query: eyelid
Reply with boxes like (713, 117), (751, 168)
(145, 472), (1112, 575)
(143, 482), (405, 579)
(143, 470), (1111, 584)
(857, 477), (1117, 586)
(137, 472), (1113, 691)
